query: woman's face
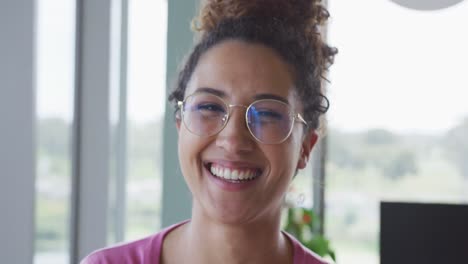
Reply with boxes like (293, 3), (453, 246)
(177, 40), (316, 224)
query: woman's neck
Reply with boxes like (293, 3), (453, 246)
(171, 208), (293, 264)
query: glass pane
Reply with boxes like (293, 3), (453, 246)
(107, 0), (167, 243)
(125, 0), (167, 240)
(34, 0), (76, 263)
(326, 1), (468, 263)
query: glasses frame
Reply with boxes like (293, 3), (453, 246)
(177, 92), (308, 144)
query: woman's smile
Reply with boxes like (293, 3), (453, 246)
(202, 160), (264, 191)
(206, 161), (262, 181)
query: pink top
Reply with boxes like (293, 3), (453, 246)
(81, 221), (328, 264)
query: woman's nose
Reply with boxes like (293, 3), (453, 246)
(215, 106), (255, 154)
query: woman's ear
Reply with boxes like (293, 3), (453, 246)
(176, 118), (181, 131)
(175, 111), (182, 131)
(297, 130), (318, 169)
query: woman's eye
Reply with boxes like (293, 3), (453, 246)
(249, 110), (285, 127)
(257, 110), (283, 120)
(197, 103), (225, 113)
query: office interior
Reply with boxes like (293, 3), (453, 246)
(1, 0), (468, 263)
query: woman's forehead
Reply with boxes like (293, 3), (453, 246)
(186, 40), (298, 104)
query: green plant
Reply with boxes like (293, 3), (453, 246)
(284, 207), (336, 262)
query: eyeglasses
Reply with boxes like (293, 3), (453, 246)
(177, 91), (308, 144)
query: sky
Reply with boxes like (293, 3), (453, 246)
(36, 0), (468, 135)
(327, 0), (468, 134)
(36, 0), (76, 122)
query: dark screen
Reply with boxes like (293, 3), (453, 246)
(380, 201), (468, 264)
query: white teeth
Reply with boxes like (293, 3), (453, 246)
(232, 170), (239, 179)
(239, 171), (245, 180)
(209, 164), (259, 181)
(223, 168), (230, 179)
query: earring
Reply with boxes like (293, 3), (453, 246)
(283, 191), (305, 208)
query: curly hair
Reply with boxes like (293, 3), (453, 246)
(168, 0), (337, 131)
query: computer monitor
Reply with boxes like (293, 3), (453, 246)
(380, 201), (468, 264)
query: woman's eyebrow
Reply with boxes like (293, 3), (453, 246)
(195, 87), (226, 97)
(254, 93), (289, 104)
(194, 88), (289, 104)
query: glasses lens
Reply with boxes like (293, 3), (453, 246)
(247, 100), (293, 143)
(182, 93), (228, 136)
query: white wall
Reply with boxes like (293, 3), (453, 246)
(0, 0), (36, 263)
(161, 0), (198, 227)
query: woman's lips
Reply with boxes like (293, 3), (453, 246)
(203, 161), (263, 191)
(208, 162), (261, 181)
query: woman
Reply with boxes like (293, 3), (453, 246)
(82, 0), (336, 263)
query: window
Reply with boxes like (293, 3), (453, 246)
(34, 0), (168, 261)
(326, 1), (468, 263)
(34, 1), (76, 263)
(6, 0), (171, 262)
(124, 0), (167, 240)
(107, 0), (168, 243)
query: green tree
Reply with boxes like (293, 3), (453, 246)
(444, 117), (468, 178)
(364, 129), (397, 145)
(384, 150), (417, 180)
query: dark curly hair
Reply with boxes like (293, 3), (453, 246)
(168, 0), (337, 131)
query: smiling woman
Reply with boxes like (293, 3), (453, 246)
(175, 41), (306, 227)
(81, 0), (336, 263)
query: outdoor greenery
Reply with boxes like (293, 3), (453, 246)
(284, 207), (336, 261)
(325, 120), (468, 263)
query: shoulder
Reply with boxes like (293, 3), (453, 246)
(80, 221), (189, 264)
(79, 233), (160, 264)
(282, 231), (330, 264)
